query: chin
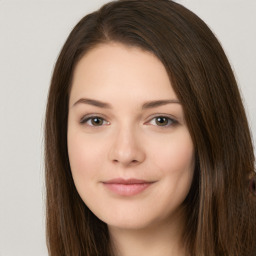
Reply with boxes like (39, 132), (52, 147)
(106, 218), (154, 231)
(98, 209), (167, 231)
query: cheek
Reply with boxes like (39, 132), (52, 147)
(150, 130), (195, 175)
(67, 130), (109, 210)
(148, 131), (195, 215)
(150, 129), (195, 201)
(67, 131), (104, 184)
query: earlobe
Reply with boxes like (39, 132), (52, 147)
(249, 175), (256, 196)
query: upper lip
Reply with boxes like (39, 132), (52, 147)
(103, 178), (154, 184)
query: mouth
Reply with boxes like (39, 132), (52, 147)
(102, 178), (155, 196)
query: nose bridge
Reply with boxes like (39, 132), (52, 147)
(109, 121), (145, 166)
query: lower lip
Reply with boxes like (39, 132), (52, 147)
(103, 183), (153, 196)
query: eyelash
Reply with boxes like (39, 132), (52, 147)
(80, 115), (109, 126)
(80, 115), (178, 127)
(147, 115), (178, 127)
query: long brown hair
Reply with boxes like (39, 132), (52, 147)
(44, 0), (256, 255)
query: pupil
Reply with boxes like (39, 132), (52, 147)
(92, 118), (103, 126)
(156, 117), (168, 126)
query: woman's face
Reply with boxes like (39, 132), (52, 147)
(68, 42), (195, 230)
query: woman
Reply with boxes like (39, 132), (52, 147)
(44, 0), (256, 255)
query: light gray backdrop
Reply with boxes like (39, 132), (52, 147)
(0, 0), (255, 255)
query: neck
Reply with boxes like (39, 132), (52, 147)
(108, 212), (187, 256)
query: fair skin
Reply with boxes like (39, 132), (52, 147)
(68, 42), (195, 256)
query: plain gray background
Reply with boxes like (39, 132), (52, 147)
(0, 0), (255, 255)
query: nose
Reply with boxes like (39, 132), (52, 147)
(108, 125), (146, 167)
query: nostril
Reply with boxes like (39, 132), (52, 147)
(112, 159), (139, 165)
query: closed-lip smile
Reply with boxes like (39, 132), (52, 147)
(102, 178), (155, 196)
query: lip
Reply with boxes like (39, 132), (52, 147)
(102, 178), (155, 196)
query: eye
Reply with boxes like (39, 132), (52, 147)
(80, 116), (109, 126)
(148, 116), (177, 127)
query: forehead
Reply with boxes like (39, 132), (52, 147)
(69, 42), (178, 106)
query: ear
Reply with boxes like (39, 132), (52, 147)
(249, 175), (256, 196)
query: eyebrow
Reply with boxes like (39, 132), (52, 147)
(72, 98), (111, 108)
(72, 98), (181, 109)
(142, 99), (181, 109)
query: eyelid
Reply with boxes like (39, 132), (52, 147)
(80, 114), (109, 126)
(79, 113), (178, 127)
(145, 114), (178, 127)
